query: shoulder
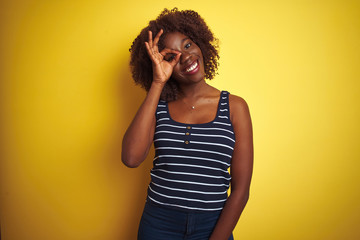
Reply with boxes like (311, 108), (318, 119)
(228, 93), (248, 108)
(227, 93), (252, 131)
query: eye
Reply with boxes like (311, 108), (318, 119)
(165, 54), (175, 62)
(185, 42), (192, 49)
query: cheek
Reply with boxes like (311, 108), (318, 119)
(172, 64), (181, 74)
(171, 66), (182, 80)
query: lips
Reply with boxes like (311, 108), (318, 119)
(183, 60), (199, 74)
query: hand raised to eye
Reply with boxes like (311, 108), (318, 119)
(144, 29), (181, 85)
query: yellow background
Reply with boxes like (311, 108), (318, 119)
(1, 0), (359, 239)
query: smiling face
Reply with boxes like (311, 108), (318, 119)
(162, 32), (205, 85)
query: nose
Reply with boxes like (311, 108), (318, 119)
(180, 52), (192, 64)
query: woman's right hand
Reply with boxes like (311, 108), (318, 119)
(145, 29), (181, 85)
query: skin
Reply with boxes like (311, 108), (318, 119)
(122, 29), (253, 240)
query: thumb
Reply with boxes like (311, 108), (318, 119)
(169, 52), (181, 67)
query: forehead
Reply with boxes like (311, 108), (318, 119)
(162, 32), (189, 49)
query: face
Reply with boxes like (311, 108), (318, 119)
(162, 32), (205, 84)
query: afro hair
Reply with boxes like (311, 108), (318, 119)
(129, 8), (219, 101)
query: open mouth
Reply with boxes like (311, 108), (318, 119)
(184, 60), (199, 74)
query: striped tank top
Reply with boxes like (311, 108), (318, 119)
(147, 91), (235, 211)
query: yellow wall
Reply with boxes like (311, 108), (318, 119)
(1, 0), (359, 239)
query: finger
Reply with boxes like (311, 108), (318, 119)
(148, 31), (153, 48)
(144, 42), (156, 61)
(169, 52), (182, 67)
(153, 29), (163, 46)
(159, 48), (181, 56)
(144, 42), (151, 55)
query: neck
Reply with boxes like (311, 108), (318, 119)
(178, 80), (212, 100)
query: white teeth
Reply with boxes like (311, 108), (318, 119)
(186, 61), (198, 72)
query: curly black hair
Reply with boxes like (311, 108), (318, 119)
(129, 8), (219, 101)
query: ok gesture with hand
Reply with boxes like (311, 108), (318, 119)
(145, 29), (181, 86)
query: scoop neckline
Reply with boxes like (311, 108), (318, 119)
(165, 91), (225, 126)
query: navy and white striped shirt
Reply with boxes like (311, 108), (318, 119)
(147, 91), (235, 211)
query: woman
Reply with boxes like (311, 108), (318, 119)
(122, 8), (253, 240)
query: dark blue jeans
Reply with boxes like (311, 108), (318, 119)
(138, 200), (234, 240)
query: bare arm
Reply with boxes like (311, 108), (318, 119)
(122, 30), (181, 168)
(121, 82), (163, 168)
(209, 95), (254, 240)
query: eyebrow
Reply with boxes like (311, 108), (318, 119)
(181, 37), (190, 43)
